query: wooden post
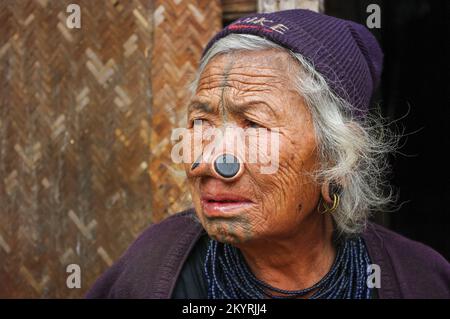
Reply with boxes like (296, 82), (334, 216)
(258, 0), (324, 13)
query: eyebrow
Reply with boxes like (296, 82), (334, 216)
(187, 101), (214, 114)
(188, 100), (278, 119)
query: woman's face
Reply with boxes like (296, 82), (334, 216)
(185, 49), (321, 246)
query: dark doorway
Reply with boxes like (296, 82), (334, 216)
(326, 0), (450, 260)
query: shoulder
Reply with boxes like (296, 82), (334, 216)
(363, 222), (450, 298)
(127, 209), (201, 252)
(366, 222), (448, 269)
(86, 208), (203, 299)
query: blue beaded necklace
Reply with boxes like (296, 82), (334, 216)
(203, 234), (372, 299)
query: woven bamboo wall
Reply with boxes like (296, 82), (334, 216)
(0, 0), (221, 298)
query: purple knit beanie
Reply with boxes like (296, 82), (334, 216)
(202, 9), (383, 119)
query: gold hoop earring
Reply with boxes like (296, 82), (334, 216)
(319, 193), (340, 214)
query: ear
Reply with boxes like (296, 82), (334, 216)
(321, 181), (333, 204)
(321, 181), (343, 204)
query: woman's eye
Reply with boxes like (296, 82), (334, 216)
(191, 119), (205, 127)
(245, 120), (262, 129)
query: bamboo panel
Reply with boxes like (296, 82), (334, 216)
(0, 0), (154, 298)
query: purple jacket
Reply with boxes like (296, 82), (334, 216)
(86, 209), (450, 299)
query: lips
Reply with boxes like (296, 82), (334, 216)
(200, 193), (254, 217)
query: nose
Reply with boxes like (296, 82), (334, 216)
(190, 125), (245, 182)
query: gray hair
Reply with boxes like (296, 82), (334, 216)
(190, 34), (398, 235)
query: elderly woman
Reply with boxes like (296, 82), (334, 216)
(87, 9), (449, 299)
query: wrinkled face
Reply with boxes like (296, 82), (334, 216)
(185, 49), (321, 246)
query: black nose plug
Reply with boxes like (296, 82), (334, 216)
(213, 153), (241, 178)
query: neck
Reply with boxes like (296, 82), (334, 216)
(236, 212), (336, 293)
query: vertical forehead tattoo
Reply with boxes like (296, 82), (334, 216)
(219, 58), (235, 127)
